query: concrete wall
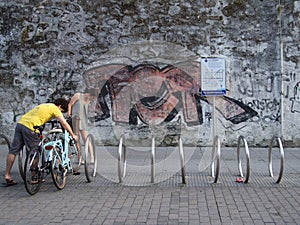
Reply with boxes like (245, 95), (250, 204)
(0, 0), (299, 147)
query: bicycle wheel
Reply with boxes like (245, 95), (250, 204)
(24, 149), (42, 195)
(84, 134), (97, 182)
(0, 133), (10, 151)
(51, 146), (67, 190)
(18, 146), (27, 181)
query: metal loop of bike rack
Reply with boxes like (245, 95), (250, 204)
(269, 136), (284, 183)
(211, 135), (221, 183)
(151, 136), (155, 183)
(178, 134), (186, 184)
(118, 136), (127, 183)
(176, 116), (185, 184)
(237, 135), (250, 183)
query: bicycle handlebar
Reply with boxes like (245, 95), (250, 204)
(35, 119), (60, 131)
(47, 118), (72, 130)
(46, 120), (61, 129)
(47, 118), (77, 142)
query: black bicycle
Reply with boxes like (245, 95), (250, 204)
(23, 125), (51, 195)
(0, 133), (10, 151)
(0, 132), (27, 181)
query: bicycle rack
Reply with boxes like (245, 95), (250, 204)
(269, 136), (284, 183)
(237, 135), (250, 183)
(117, 116), (186, 184)
(211, 135), (221, 183)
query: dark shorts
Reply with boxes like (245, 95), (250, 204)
(9, 123), (40, 155)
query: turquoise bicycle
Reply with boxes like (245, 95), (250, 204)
(44, 121), (97, 185)
(24, 121), (83, 195)
(44, 125), (82, 190)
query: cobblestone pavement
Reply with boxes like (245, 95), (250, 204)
(1, 143), (300, 225)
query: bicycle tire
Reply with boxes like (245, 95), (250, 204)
(0, 133), (10, 151)
(18, 146), (27, 181)
(21, 132), (52, 182)
(69, 140), (81, 172)
(51, 146), (67, 190)
(84, 134), (97, 182)
(24, 149), (42, 195)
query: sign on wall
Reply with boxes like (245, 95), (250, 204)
(200, 57), (226, 96)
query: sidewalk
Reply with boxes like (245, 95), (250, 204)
(1, 144), (300, 224)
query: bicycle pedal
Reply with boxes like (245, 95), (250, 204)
(31, 176), (39, 184)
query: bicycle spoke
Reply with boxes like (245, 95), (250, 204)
(18, 146), (27, 181)
(51, 147), (67, 190)
(24, 150), (42, 195)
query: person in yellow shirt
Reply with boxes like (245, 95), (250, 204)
(4, 98), (78, 186)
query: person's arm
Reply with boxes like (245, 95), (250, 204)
(67, 93), (80, 117)
(56, 115), (79, 142)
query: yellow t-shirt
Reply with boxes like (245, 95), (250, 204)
(18, 103), (62, 131)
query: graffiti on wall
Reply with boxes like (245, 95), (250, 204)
(232, 71), (282, 124)
(237, 72), (300, 119)
(290, 81), (300, 113)
(233, 70), (300, 125)
(83, 61), (258, 128)
(238, 98), (281, 123)
(237, 73), (281, 97)
(282, 71), (300, 114)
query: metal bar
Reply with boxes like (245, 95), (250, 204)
(237, 136), (250, 183)
(179, 135), (186, 184)
(118, 137), (125, 183)
(269, 136), (285, 183)
(211, 135), (221, 183)
(151, 136), (155, 183)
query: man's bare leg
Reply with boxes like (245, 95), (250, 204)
(5, 153), (16, 181)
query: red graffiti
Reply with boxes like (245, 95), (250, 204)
(84, 61), (257, 126)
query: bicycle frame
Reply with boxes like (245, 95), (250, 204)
(43, 128), (77, 172)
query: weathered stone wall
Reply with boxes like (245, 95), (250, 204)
(0, 0), (299, 147)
